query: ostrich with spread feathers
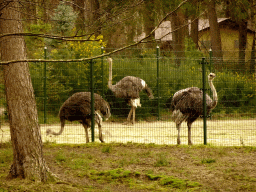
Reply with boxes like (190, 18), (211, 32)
(46, 92), (111, 143)
(107, 58), (154, 125)
(166, 73), (217, 145)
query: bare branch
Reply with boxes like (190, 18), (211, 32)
(0, 0), (190, 65)
(0, 33), (100, 41)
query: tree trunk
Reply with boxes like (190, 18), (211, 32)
(142, 0), (155, 48)
(73, 0), (86, 32)
(171, 11), (186, 67)
(190, 0), (199, 49)
(0, 0), (48, 181)
(250, 28), (255, 74)
(208, 0), (223, 66)
(23, 0), (38, 24)
(84, 0), (101, 36)
(238, 19), (248, 70)
(191, 17), (199, 49)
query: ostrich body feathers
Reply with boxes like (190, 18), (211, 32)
(46, 92), (110, 142)
(171, 87), (214, 119)
(59, 92), (110, 122)
(110, 76), (153, 102)
(107, 57), (153, 124)
(167, 73), (217, 145)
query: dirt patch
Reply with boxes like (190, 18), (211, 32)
(1, 119), (256, 146)
(33, 119), (256, 146)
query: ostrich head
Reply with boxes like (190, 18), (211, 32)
(100, 101), (111, 120)
(107, 57), (112, 63)
(208, 73), (216, 81)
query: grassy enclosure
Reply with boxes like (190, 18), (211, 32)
(1, 143), (256, 191)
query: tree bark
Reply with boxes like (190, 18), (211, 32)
(190, 0), (199, 49)
(0, 0), (48, 181)
(238, 19), (248, 69)
(191, 17), (199, 49)
(171, 11), (186, 67)
(142, 0), (155, 48)
(208, 0), (223, 66)
(250, 27), (255, 74)
(84, 0), (101, 36)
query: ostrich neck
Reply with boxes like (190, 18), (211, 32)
(108, 60), (113, 90)
(208, 79), (218, 109)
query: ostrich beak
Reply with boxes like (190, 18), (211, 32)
(209, 73), (216, 78)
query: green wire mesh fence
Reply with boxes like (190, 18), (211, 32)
(0, 47), (256, 146)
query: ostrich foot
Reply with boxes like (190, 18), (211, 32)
(188, 141), (193, 145)
(123, 121), (134, 126)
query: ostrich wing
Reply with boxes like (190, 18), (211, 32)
(172, 87), (204, 115)
(59, 99), (91, 122)
(113, 76), (143, 99)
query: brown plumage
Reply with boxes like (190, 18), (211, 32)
(107, 58), (154, 125)
(168, 73), (217, 145)
(46, 92), (111, 143)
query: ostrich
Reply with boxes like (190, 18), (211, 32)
(167, 73), (217, 145)
(46, 92), (111, 143)
(107, 57), (154, 125)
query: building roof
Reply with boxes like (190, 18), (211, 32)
(154, 18), (255, 42)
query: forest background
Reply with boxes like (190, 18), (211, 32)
(8, 0), (255, 121)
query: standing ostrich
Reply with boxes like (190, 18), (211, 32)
(46, 92), (111, 143)
(167, 73), (217, 145)
(107, 58), (154, 125)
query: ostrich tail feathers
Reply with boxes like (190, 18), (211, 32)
(47, 118), (65, 136)
(165, 97), (173, 109)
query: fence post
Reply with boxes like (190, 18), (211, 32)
(202, 57), (207, 145)
(43, 46), (47, 124)
(156, 45), (160, 120)
(90, 59), (95, 142)
(101, 47), (105, 98)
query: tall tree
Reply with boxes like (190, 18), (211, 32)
(189, 0), (200, 49)
(0, 0), (48, 181)
(208, 0), (223, 65)
(224, 0), (251, 69)
(142, 0), (155, 47)
(171, 10), (186, 67)
(249, 0), (255, 74)
(238, 19), (248, 69)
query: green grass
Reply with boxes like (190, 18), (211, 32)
(0, 143), (256, 191)
(154, 152), (170, 167)
(201, 158), (216, 164)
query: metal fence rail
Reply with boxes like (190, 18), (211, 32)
(0, 48), (256, 146)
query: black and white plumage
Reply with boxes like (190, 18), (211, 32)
(107, 58), (154, 125)
(167, 73), (217, 145)
(46, 92), (111, 143)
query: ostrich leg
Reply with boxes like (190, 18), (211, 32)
(82, 123), (90, 143)
(187, 122), (193, 145)
(132, 106), (136, 124)
(95, 112), (104, 143)
(124, 107), (133, 125)
(176, 123), (181, 145)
